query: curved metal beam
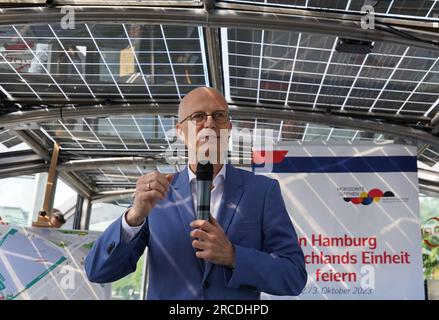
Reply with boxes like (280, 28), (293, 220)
(91, 189), (135, 202)
(0, 6), (437, 52)
(204, 26), (223, 93)
(419, 184), (439, 197)
(0, 148), (48, 178)
(57, 156), (158, 171)
(0, 164), (48, 179)
(0, 102), (430, 128)
(1, 104), (177, 128)
(230, 105), (439, 148)
(419, 167), (439, 197)
(3, 103), (438, 148)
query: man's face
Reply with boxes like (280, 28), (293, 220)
(49, 216), (62, 228)
(176, 88), (232, 165)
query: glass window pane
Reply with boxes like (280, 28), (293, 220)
(89, 201), (144, 300)
(0, 175), (36, 226)
(420, 197), (439, 280)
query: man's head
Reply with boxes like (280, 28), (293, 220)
(176, 87), (232, 165)
(49, 209), (66, 228)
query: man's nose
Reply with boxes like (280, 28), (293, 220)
(204, 114), (216, 129)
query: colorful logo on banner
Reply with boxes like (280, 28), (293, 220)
(343, 188), (395, 205)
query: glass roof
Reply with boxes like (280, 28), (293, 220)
(33, 116), (391, 191)
(224, 27), (439, 116)
(419, 145), (439, 167)
(0, 24), (208, 101)
(39, 115), (178, 150)
(0, 23), (437, 116)
(0, 128), (30, 152)
(37, 117), (386, 152)
(78, 164), (182, 191)
(0, 2), (437, 194)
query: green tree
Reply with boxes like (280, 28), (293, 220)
(111, 254), (145, 300)
(420, 197), (439, 280)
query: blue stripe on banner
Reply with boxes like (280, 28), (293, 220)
(252, 156), (418, 173)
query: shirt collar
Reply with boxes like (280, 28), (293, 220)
(188, 164), (226, 189)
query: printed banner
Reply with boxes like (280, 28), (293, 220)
(254, 143), (424, 300)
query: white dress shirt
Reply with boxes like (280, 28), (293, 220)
(121, 165), (227, 243)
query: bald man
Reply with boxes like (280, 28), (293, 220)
(85, 87), (307, 300)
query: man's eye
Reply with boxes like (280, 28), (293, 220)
(192, 113), (206, 121)
(214, 112), (227, 121)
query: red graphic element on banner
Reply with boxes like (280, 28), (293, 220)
(252, 150), (288, 164)
(343, 188), (395, 205)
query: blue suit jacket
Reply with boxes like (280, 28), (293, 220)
(85, 165), (307, 299)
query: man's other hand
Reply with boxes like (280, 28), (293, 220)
(126, 172), (173, 227)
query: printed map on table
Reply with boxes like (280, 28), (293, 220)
(0, 226), (110, 300)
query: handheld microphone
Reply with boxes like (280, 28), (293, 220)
(196, 162), (213, 220)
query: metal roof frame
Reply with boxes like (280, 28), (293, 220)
(0, 0), (438, 198)
(0, 5), (437, 52)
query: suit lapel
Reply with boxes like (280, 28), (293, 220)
(203, 164), (244, 282)
(171, 167), (204, 273)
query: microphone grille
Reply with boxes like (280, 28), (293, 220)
(196, 162), (213, 180)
